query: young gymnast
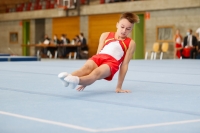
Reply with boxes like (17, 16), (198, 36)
(58, 12), (139, 93)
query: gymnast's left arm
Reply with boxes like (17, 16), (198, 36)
(115, 40), (136, 93)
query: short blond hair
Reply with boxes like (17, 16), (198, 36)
(119, 12), (139, 24)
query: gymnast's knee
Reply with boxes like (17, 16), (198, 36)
(81, 64), (94, 75)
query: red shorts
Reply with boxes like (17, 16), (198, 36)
(89, 54), (119, 81)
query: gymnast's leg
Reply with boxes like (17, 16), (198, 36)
(58, 60), (98, 86)
(64, 64), (111, 89)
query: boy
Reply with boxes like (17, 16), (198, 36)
(58, 12), (139, 93)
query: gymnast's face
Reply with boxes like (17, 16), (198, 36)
(116, 18), (133, 39)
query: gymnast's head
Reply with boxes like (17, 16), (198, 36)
(116, 12), (139, 38)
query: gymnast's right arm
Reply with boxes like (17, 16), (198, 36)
(96, 32), (109, 54)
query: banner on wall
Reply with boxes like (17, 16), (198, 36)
(145, 12), (150, 20)
(19, 21), (23, 26)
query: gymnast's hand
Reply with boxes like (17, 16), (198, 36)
(115, 88), (131, 93)
(76, 85), (86, 91)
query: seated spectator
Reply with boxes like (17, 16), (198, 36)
(40, 34), (51, 57)
(49, 34), (60, 58)
(71, 38), (76, 45)
(79, 33), (89, 59)
(53, 34), (60, 45)
(64, 35), (80, 58)
(43, 34), (50, 45)
(73, 35), (82, 59)
(44, 34), (58, 58)
(79, 33), (88, 51)
(57, 34), (65, 58)
(75, 35), (81, 45)
(65, 34), (71, 44)
(60, 34), (70, 45)
(57, 34), (70, 58)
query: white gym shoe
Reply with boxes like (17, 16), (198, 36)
(58, 72), (70, 87)
(64, 76), (79, 89)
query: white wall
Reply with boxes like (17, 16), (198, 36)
(0, 21), (23, 55)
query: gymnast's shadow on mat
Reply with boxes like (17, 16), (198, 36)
(74, 90), (114, 98)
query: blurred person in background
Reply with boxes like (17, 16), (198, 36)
(41, 34), (51, 57)
(79, 33), (89, 59)
(196, 27), (200, 59)
(53, 34), (60, 45)
(79, 33), (88, 51)
(182, 29), (198, 59)
(174, 29), (183, 59)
